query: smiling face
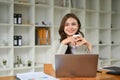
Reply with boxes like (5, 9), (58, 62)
(59, 13), (82, 41)
(64, 17), (79, 37)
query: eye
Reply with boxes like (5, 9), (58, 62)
(64, 23), (69, 26)
(72, 23), (77, 26)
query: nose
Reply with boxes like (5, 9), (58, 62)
(69, 24), (73, 28)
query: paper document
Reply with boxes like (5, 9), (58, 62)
(16, 72), (59, 80)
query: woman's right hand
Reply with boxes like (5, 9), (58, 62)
(61, 36), (76, 46)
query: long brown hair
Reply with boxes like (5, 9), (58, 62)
(58, 13), (84, 54)
(59, 13), (84, 42)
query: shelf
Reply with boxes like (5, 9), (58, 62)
(111, 43), (120, 46)
(35, 3), (51, 8)
(99, 46), (111, 59)
(99, 13), (111, 28)
(111, 58), (120, 62)
(71, 0), (85, 9)
(14, 26), (34, 46)
(92, 45), (99, 54)
(86, 0), (98, 11)
(34, 63), (44, 68)
(14, 0), (34, 4)
(13, 68), (33, 75)
(0, 23), (12, 26)
(85, 11), (98, 27)
(99, 44), (111, 46)
(111, 29), (120, 44)
(0, 0), (12, 5)
(99, 29), (111, 44)
(35, 6), (52, 27)
(14, 24), (33, 27)
(14, 2), (33, 6)
(35, 45), (51, 48)
(85, 29), (98, 45)
(111, 45), (120, 59)
(14, 67), (33, 70)
(35, 25), (51, 28)
(99, 0), (111, 12)
(71, 9), (85, 27)
(0, 68), (12, 71)
(14, 46), (33, 48)
(111, 13), (120, 28)
(0, 2), (12, 24)
(0, 26), (13, 46)
(54, 7), (69, 26)
(112, 0), (120, 13)
(0, 46), (12, 48)
(35, 0), (52, 5)
(54, 0), (69, 8)
(0, 0), (120, 76)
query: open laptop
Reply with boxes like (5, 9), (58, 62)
(55, 54), (98, 78)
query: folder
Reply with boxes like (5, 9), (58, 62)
(37, 28), (43, 45)
(36, 27), (51, 45)
(42, 28), (47, 45)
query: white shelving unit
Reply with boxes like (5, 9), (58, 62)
(0, 0), (120, 76)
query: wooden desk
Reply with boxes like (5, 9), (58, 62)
(0, 64), (120, 80)
(44, 64), (120, 80)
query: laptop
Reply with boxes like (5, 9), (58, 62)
(55, 54), (98, 78)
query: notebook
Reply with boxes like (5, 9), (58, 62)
(55, 54), (98, 78)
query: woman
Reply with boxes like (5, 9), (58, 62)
(46, 13), (92, 68)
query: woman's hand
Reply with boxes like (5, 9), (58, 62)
(74, 36), (92, 52)
(61, 35), (92, 52)
(61, 36), (76, 46)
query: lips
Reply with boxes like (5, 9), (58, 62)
(67, 29), (76, 33)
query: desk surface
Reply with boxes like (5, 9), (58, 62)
(0, 64), (120, 80)
(44, 64), (120, 80)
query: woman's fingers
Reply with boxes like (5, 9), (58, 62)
(61, 36), (92, 51)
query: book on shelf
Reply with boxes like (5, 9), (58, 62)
(42, 28), (47, 45)
(35, 27), (51, 45)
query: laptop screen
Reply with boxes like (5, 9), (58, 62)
(55, 54), (98, 77)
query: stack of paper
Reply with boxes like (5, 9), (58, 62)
(16, 72), (59, 80)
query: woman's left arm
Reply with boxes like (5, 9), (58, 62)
(84, 41), (92, 53)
